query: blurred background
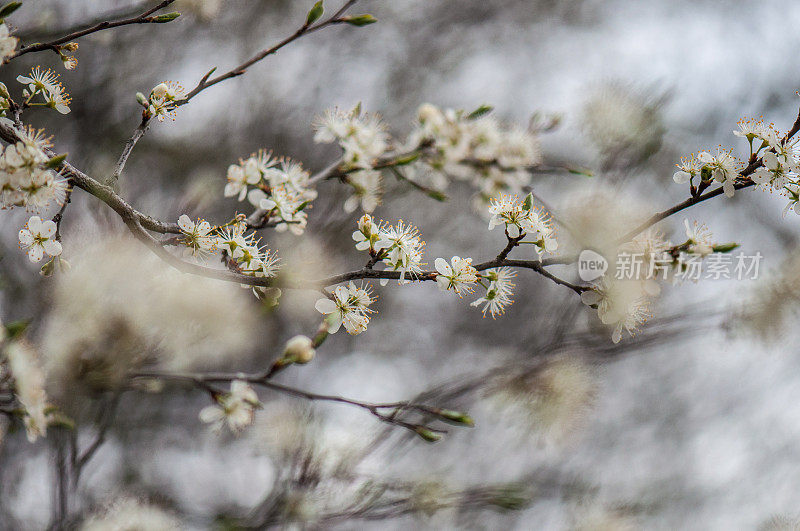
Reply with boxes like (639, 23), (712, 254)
(2, 0), (800, 529)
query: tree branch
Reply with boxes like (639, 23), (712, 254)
(107, 117), (151, 186)
(8, 1), (177, 62)
(178, 0), (361, 105)
(130, 371), (454, 439)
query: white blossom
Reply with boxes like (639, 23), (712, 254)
(683, 219), (714, 257)
(17, 67), (71, 114)
(352, 214), (388, 252)
(435, 256), (478, 296)
(487, 194), (557, 254)
(733, 117), (769, 140)
(248, 185), (308, 235)
(698, 148), (740, 198)
(581, 280), (652, 343)
(199, 380), (260, 433)
(177, 214), (216, 259)
(0, 23), (18, 61)
(377, 220), (426, 284)
(752, 148), (799, 191)
(18, 215), (62, 262)
(672, 153), (700, 184)
(148, 81), (184, 121)
(471, 267), (516, 318)
(344, 169), (382, 213)
(783, 183), (800, 218)
(225, 162), (261, 201)
(314, 282), (376, 335)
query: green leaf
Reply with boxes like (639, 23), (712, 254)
(5, 319), (29, 340)
(45, 153), (67, 169)
(567, 167), (593, 177)
(427, 190), (448, 202)
(390, 152), (420, 166)
(151, 12), (180, 23)
(712, 242), (740, 253)
(306, 1), (324, 25)
(522, 192), (532, 210)
(0, 2), (22, 19)
(466, 104), (493, 120)
(342, 14), (377, 26)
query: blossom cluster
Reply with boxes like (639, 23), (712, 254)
(1, 68), (74, 264)
(582, 221), (726, 343)
(147, 81), (185, 122)
(673, 148), (740, 198)
(435, 259), (518, 318)
(177, 214), (280, 292)
(673, 116), (800, 213)
(1, 128), (68, 213)
(351, 214), (521, 319)
(309, 103), (544, 214)
(16, 67), (71, 114)
(487, 193), (557, 255)
(225, 150), (316, 235)
(314, 106), (390, 212)
(351, 214), (426, 283)
(407, 103), (543, 207)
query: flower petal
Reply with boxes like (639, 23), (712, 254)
(40, 219), (57, 237)
(178, 214), (193, 232)
(43, 239), (62, 256)
(314, 298), (337, 314)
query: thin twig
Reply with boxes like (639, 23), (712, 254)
(178, 0), (361, 105)
(129, 371), (449, 437)
(8, 1), (177, 61)
(107, 117), (151, 186)
(73, 392), (123, 484)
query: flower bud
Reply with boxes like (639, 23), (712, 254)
(357, 214), (374, 236)
(151, 83), (169, 100)
(136, 92), (149, 107)
(417, 103), (440, 124)
(62, 42), (79, 52)
(435, 409), (474, 427)
(306, 1), (324, 25)
(342, 14), (377, 26)
(414, 426), (442, 443)
(152, 12), (181, 23)
(60, 55), (77, 71)
(283, 335), (315, 364)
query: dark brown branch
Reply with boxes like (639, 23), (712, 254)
(129, 371), (451, 439)
(8, 1), (177, 61)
